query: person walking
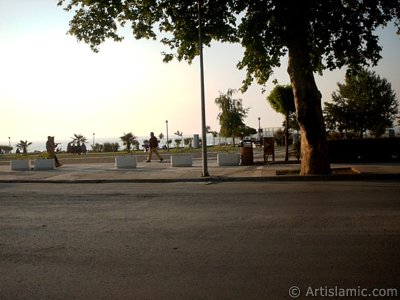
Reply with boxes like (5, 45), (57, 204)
(146, 132), (163, 162)
(46, 136), (62, 167)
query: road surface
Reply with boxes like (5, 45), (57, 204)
(1, 181), (399, 299)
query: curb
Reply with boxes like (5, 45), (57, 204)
(0, 173), (399, 184)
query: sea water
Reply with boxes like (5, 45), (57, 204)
(2, 135), (238, 153)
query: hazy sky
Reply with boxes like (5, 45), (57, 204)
(1, 0), (399, 144)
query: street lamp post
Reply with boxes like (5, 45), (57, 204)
(258, 117), (261, 141)
(8, 137), (11, 147)
(165, 120), (169, 151)
(93, 133), (95, 147)
(198, 0), (209, 177)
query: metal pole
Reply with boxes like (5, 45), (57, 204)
(198, 0), (209, 177)
(166, 120), (169, 151)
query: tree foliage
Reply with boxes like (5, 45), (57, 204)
(267, 85), (296, 116)
(0, 145), (13, 154)
(57, 0), (400, 174)
(215, 89), (249, 146)
(120, 132), (137, 151)
(239, 126), (257, 139)
(57, 1), (400, 73)
(68, 134), (88, 154)
(267, 85), (296, 161)
(92, 142), (120, 152)
(71, 133), (87, 145)
(16, 140), (32, 155)
(324, 69), (398, 138)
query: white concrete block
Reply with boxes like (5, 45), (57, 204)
(217, 153), (240, 166)
(171, 155), (192, 167)
(34, 159), (55, 170)
(10, 160), (31, 171)
(115, 156), (137, 168)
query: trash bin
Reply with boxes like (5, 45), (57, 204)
(240, 139), (253, 165)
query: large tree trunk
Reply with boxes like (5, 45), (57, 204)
(287, 48), (331, 175)
(284, 4), (331, 174)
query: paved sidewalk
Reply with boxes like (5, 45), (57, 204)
(1, 157), (400, 182)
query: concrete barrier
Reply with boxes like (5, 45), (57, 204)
(34, 159), (55, 170)
(217, 153), (240, 166)
(10, 160), (31, 171)
(171, 155), (192, 167)
(115, 156), (137, 169)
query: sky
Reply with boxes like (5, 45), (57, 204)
(1, 0), (399, 146)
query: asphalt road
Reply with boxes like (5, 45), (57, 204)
(1, 181), (400, 300)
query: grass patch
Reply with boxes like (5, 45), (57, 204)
(0, 145), (239, 161)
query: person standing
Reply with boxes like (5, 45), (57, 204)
(46, 136), (62, 167)
(146, 132), (163, 162)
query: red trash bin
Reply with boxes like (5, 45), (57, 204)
(240, 140), (253, 165)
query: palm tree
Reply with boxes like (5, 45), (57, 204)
(120, 132), (137, 152)
(71, 133), (87, 146)
(16, 140), (32, 155)
(70, 133), (88, 154)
